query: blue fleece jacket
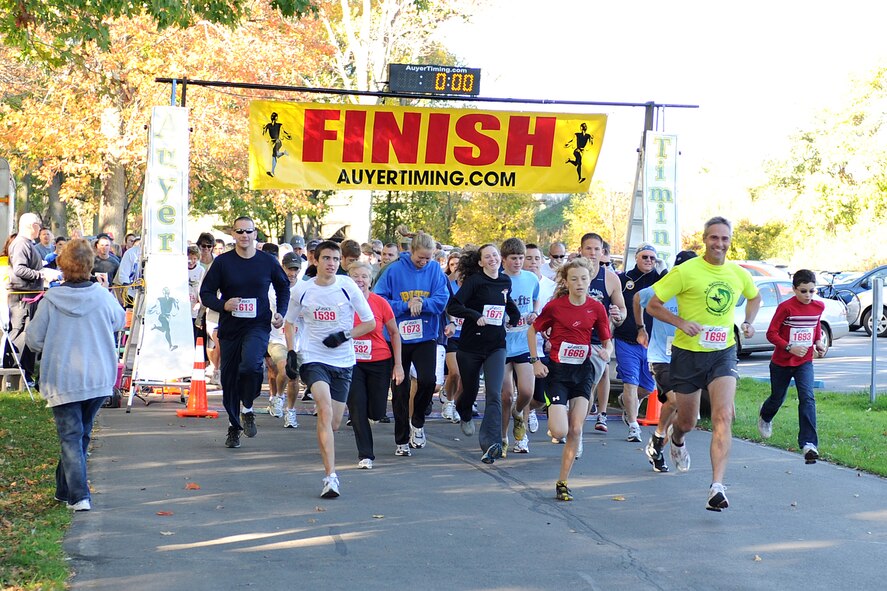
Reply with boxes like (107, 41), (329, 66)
(373, 251), (449, 344)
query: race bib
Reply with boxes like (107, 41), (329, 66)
(699, 326), (729, 350)
(558, 341), (589, 364)
(451, 317), (464, 329)
(507, 314), (529, 332)
(399, 319), (424, 341)
(789, 326), (815, 346)
(482, 305), (505, 326)
(312, 306), (338, 323)
(353, 339), (372, 361)
(232, 298), (257, 318)
(665, 336), (674, 357)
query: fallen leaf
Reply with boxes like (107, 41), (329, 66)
(156, 511), (174, 516)
(372, 514), (384, 519)
(185, 482), (201, 490)
(160, 531), (175, 536)
(314, 506), (326, 512)
(753, 555), (762, 562)
(612, 496), (626, 502)
(790, 501), (797, 507)
(307, 518), (317, 524)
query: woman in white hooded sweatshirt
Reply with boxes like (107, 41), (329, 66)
(27, 238), (125, 511)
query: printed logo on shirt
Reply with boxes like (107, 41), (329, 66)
(705, 281), (734, 316)
(399, 290), (430, 302)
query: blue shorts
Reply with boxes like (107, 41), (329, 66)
(299, 362), (353, 404)
(615, 339), (655, 392)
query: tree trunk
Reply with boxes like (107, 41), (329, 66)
(284, 212), (294, 243)
(47, 171), (67, 235)
(99, 157), (126, 241)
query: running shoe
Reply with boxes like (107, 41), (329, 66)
(438, 390), (449, 405)
(425, 400), (433, 417)
(321, 475), (340, 499)
(302, 392), (313, 402)
(555, 480), (573, 501)
(590, 401), (598, 415)
(378, 415), (391, 423)
(450, 405), (461, 424)
(460, 419), (475, 436)
(409, 424), (427, 449)
(528, 409), (539, 433)
(758, 415), (772, 439)
(627, 423), (642, 443)
(358, 458), (373, 469)
(266, 395), (276, 415)
(513, 434), (529, 454)
(501, 436), (508, 459)
(395, 444), (412, 457)
(68, 499), (92, 511)
(575, 437), (584, 459)
(284, 409), (299, 428)
(594, 413), (608, 433)
(512, 408), (526, 442)
(645, 433), (664, 461)
(442, 400), (454, 421)
(225, 426), (241, 448)
(706, 482), (729, 512)
(618, 393), (628, 425)
(802, 443), (819, 464)
(241, 412), (257, 438)
(472, 402), (480, 417)
(670, 441), (691, 472)
(481, 442), (503, 464)
(273, 395), (285, 418)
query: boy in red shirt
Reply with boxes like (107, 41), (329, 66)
(758, 269), (827, 463)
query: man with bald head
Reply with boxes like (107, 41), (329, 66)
(8, 213), (60, 382)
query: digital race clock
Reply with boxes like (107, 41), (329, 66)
(388, 64), (481, 96)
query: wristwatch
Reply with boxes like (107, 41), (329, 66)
(784, 344), (792, 352)
(528, 356), (540, 363)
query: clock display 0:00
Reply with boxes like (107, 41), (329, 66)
(435, 72), (476, 93)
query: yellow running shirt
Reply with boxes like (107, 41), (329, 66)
(652, 257), (758, 352)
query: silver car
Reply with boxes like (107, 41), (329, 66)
(735, 278), (850, 358)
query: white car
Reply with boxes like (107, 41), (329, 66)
(735, 278), (849, 358)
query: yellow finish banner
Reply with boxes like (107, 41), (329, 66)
(249, 101), (606, 193)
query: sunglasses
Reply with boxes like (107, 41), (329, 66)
(550, 254), (566, 259)
(373, 250), (382, 255)
(198, 243), (213, 248)
(639, 255), (656, 260)
(233, 228), (256, 235)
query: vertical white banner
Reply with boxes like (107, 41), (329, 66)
(144, 107), (189, 255)
(135, 254), (194, 380)
(642, 133), (679, 266)
(136, 106), (193, 380)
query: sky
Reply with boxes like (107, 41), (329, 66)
(443, 0), (887, 227)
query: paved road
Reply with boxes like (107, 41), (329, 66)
(738, 330), (887, 393)
(64, 395), (886, 591)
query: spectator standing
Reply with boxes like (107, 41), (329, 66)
(34, 228), (54, 260)
(92, 233), (120, 286)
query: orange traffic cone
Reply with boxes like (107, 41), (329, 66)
(638, 390), (661, 426)
(177, 338), (218, 418)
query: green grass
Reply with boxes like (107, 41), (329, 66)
(709, 378), (887, 476)
(1, 392), (71, 591)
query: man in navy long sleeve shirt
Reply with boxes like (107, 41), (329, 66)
(199, 216), (290, 449)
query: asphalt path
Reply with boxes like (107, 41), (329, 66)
(64, 394), (886, 591)
(738, 330), (887, 393)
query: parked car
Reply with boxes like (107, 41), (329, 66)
(734, 260), (791, 280)
(818, 265), (887, 335)
(734, 278), (850, 358)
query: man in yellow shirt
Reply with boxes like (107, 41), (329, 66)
(646, 216), (761, 512)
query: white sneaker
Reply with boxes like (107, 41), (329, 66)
(321, 474), (340, 498)
(358, 458), (373, 469)
(627, 423), (642, 442)
(513, 434), (529, 454)
(68, 499), (91, 511)
(758, 416), (772, 439)
(284, 409), (299, 428)
(706, 482), (729, 511)
(451, 405), (461, 424)
(274, 395), (285, 418)
(209, 370), (221, 386)
(438, 390), (449, 405)
(395, 444), (412, 457)
(668, 425), (691, 472)
(528, 409), (539, 433)
(575, 437), (584, 459)
(409, 424), (426, 449)
(442, 400), (454, 421)
(802, 443), (819, 464)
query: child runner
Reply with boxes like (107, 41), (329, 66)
(758, 268), (827, 463)
(527, 258), (612, 501)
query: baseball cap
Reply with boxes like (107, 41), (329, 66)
(636, 243), (657, 256)
(673, 250), (697, 266)
(282, 252), (301, 269)
(306, 239), (321, 252)
(290, 236), (306, 248)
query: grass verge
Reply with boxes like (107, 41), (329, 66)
(707, 378), (887, 476)
(1, 392), (71, 591)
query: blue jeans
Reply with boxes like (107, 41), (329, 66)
(220, 326), (270, 430)
(761, 361), (818, 447)
(52, 396), (106, 505)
